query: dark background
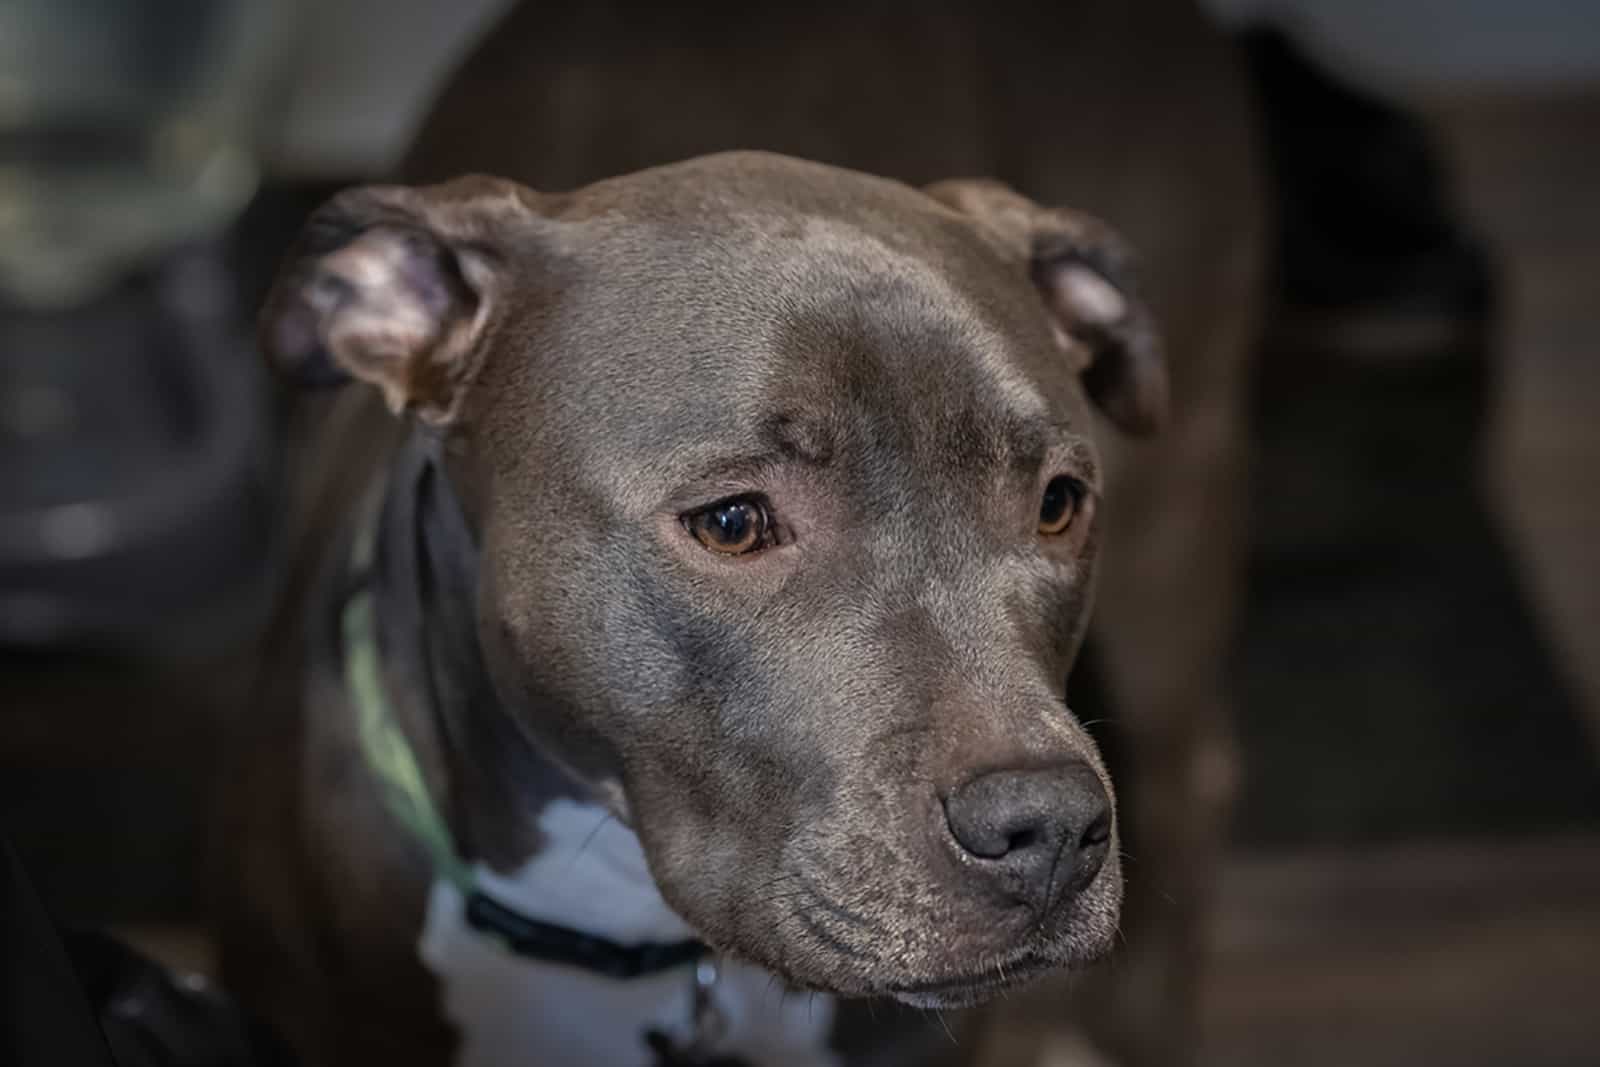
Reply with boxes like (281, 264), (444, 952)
(3, 3), (1597, 1065)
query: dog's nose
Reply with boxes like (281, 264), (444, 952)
(942, 761), (1111, 912)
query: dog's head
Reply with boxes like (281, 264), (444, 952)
(263, 152), (1164, 1006)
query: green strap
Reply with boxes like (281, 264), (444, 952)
(343, 492), (475, 894)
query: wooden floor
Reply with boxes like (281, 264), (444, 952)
(1202, 834), (1600, 1067)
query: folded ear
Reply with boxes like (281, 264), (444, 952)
(924, 179), (1167, 435)
(260, 176), (533, 426)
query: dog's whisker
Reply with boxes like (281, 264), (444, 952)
(564, 811), (614, 871)
(745, 870), (807, 899)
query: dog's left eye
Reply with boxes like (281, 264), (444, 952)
(685, 496), (772, 555)
(1038, 476), (1087, 536)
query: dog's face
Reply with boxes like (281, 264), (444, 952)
(263, 153), (1165, 1006)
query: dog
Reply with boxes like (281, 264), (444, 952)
(220, 4), (1263, 1066)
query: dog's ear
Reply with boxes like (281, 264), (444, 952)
(925, 179), (1167, 435)
(260, 176), (535, 425)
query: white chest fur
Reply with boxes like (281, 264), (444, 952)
(418, 799), (840, 1067)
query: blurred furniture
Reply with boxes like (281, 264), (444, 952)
(1235, 28), (1600, 844)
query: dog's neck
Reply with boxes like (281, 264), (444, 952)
(368, 431), (614, 876)
(361, 435), (853, 1065)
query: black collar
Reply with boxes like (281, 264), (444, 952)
(463, 892), (706, 979)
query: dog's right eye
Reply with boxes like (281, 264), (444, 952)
(1039, 475), (1087, 536)
(685, 496), (771, 555)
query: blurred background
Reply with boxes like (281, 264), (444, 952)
(2, 2), (1597, 1065)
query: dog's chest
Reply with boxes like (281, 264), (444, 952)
(417, 799), (840, 1067)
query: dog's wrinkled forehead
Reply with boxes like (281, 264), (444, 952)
(479, 175), (1092, 505)
(262, 152), (1164, 453)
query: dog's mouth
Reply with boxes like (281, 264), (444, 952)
(752, 890), (1100, 1008)
(880, 950), (1063, 1009)
(693, 840), (1122, 1009)
(725, 903), (1075, 1008)
(765, 943), (1066, 1010)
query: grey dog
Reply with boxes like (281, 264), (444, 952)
(219, 3), (1262, 1066)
